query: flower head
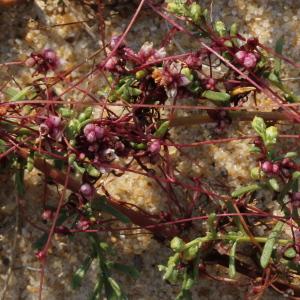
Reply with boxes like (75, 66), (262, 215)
(84, 124), (104, 143)
(152, 62), (191, 98)
(40, 115), (62, 140)
(235, 50), (257, 69)
(148, 140), (161, 154)
(137, 42), (166, 63)
(26, 48), (59, 74)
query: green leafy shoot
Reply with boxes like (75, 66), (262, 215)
(72, 255), (95, 289)
(229, 240), (238, 278)
(252, 116), (278, 146)
(5, 86), (36, 102)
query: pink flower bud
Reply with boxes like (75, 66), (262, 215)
(205, 78), (216, 90)
(46, 115), (61, 128)
(80, 183), (95, 199)
(261, 161), (273, 173)
(148, 140), (161, 154)
(86, 131), (97, 143)
(83, 123), (95, 135)
(94, 126), (104, 139)
(115, 141), (125, 153)
(272, 163), (280, 174)
(84, 124), (104, 143)
(235, 51), (257, 68)
(42, 49), (59, 69)
(79, 153), (85, 160)
(243, 53), (257, 68)
(35, 251), (46, 261)
(41, 209), (53, 221)
(235, 50), (247, 62)
(281, 158), (291, 167)
(43, 49), (57, 62)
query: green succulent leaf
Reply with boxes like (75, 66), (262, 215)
(202, 90), (231, 102)
(72, 255), (95, 289)
(171, 236), (185, 252)
(107, 277), (122, 299)
(231, 184), (261, 198)
(252, 116), (266, 139)
(284, 247), (297, 259)
(154, 121), (170, 138)
(214, 20), (226, 37)
(269, 178), (280, 192)
(265, 126), (278, 146)
(260, 221), (284, 268)
(183, 244), (199, 261)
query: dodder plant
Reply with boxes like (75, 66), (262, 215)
(1, 0), (300, 299)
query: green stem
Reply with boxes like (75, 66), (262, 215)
(183, 234), (291, 250)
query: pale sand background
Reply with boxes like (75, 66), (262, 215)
(0, 1), (299, 299)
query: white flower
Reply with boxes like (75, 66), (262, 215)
(139, 42), (154, 58)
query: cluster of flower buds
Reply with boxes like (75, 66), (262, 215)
(40, 115), (62, 141)
(121, 42), (166, 65)
(74, 121), (131, 175)
(83, 123), (104, 143)
(25, 48), (59, 74)
(185, 53), (202, 68)
(260, 158), (296, 178)
(204, 78), (216, 90)
(102, 37), (166, 72)
(234, 50), (257, 69)
(137, 42), (166, 63)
